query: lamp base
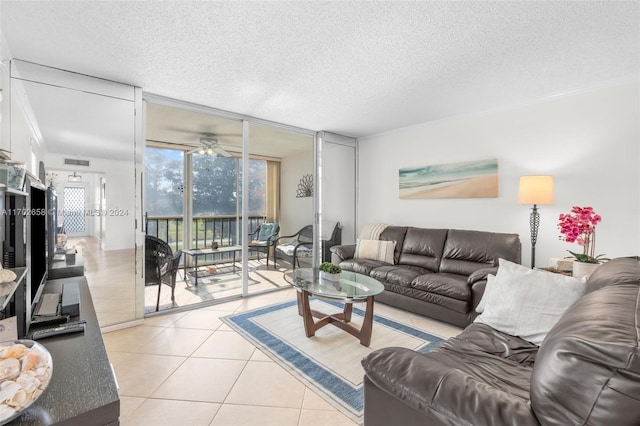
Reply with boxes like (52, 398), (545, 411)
(529, 204), (540, 268)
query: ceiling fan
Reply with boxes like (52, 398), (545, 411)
(186, 134), (233, 157)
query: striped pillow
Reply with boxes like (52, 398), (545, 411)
(355, 239), (396, 264)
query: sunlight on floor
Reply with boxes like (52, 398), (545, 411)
(71, 237), (305, 326)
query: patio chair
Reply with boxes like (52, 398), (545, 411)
(248, 222), (280, 269)
(321, 221), (342, 262)
(274, 225), (313, 269)
(275, 222), (343, 268)
(145, 235), (182, 311)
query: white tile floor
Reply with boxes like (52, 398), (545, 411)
(104, 288), (463, 426)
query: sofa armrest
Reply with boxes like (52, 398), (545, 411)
(330, 244), (356, 263)
(470, 280), (487, 316)
(468, 267), (498, 285)
(468, 267), (498, 315)
(362, 347), (538, 426)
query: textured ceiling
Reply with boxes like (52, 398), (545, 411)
(1, 1), (638, 139)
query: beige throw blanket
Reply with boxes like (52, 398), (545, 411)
(358, 223), (390, 240)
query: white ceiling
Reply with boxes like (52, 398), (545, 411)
(1, 1), (638, 142)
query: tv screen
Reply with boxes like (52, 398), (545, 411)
(27, 179), (48, 316)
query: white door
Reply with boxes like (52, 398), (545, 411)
(61, 183), (90, 237)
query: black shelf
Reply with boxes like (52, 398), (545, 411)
(0, 185), (28, 197)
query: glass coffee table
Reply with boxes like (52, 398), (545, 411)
(284, 268), (385, 346)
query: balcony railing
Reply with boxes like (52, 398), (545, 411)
(145, 214), (265, 254)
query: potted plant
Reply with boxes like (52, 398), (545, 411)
(319, 262), (342, 281)
(558, 206), (608, 277)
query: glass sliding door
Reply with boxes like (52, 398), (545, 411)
(191, 153), (239, 250)
(145, 102), (250, 310)
(318, 132), (357, 258)
(248, 122), (314, 287)
(143, 98), (319, 313)
(144, 147), (184, 252)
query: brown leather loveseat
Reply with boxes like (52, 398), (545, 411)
(331, 226), (521, 327)
(361, 257), (640, 426)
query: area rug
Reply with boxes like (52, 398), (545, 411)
(222, 298), (445, 424)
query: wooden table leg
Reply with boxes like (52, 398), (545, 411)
(300, 290), (316, 337)
(294, 291), (376, 346)
(359, 296), (375, 346)
(343, 302), (353, 323)
(296, 290), (304, 316)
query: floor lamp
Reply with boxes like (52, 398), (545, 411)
(518, 175), (554, 268)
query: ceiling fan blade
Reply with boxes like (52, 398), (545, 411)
(213, 146), (233, 157)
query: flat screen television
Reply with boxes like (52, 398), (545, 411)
(25, 175), (49, 333)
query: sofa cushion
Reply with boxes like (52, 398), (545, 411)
(530, 283), (640, 426)
(439, 229), (521, 275)
(397, 227), (447, 271)
(408, 288), (469, 313)
(379, 226), (409, 264)
(455, 323), (538, 366)
(370, 265), (429, 287)
(585, 256), (640, 293)
(411, 272), (470, 301)
(355, 239), (396, 264)
(257, 222), (277, 240)
(276, 241), (312, 257)
(339, 258), (389, 276)
(475, 259), (586, 345)
(362, 325), (539, 426)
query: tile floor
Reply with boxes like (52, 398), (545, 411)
(71, 237), (303, 326)
(104, 288), (463, 426)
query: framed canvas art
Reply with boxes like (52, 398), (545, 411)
(399, 158), (498, 199)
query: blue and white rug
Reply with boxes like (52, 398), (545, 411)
(222, 298), (445, 424)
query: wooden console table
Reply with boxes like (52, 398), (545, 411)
(9, 276), (119, 425)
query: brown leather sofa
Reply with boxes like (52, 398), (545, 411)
(361, 257), (640, 426)
(330, 226), (521, 327)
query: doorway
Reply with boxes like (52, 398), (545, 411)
(61, 184), (88, 236)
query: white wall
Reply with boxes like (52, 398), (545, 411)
(322, 141), (356, 244)
(0, 61), (9, 154)
(8, 85), (46, 175)
(280, 150), (314, 236)
(45, 153), (135, 250)
(358, 80), (640, 266)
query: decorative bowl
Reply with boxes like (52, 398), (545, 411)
(0, 340), (53, 425)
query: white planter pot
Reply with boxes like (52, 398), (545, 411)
(572, 261), (600, 278)
(319, 271), (341, 282)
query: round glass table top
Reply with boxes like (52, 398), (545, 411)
(284, 268), (384, 301)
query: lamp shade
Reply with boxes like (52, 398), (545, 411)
(518, 175), (554, 205)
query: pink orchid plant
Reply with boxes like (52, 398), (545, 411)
(558, 206), (606, 264)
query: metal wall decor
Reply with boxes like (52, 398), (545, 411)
(296, 174), (313, 198)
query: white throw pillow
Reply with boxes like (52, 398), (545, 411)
(475, 273), (496, 314)
(475, 258), (587, 345)
(354, 239), (396, 264)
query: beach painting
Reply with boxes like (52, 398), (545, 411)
(399, 158), (499, 199)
